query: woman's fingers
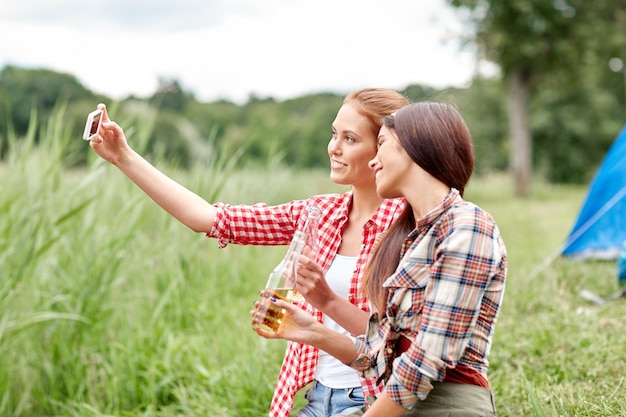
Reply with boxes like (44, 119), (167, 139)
(97, 103), (110, 122)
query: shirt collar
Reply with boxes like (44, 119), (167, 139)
(414, 188), (460, 231)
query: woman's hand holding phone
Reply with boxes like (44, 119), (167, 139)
(82, 108), (103, 141)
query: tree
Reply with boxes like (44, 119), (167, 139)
(454, 77), (509, 175)
(150, 77), (194, 112)
(448, 0), (626, 195)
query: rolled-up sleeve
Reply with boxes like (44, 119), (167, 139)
(207, 202), (304, 248)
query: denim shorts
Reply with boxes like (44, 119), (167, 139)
(294, 380), (365, 417)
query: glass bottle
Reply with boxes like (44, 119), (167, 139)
(252, 230), (306, 334)
(252, 206), (321, 333)
(291, 205), (321, 302)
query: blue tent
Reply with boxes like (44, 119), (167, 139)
(562, 125), (626, 259)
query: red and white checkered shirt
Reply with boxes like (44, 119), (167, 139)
(207, 192), (406, 417)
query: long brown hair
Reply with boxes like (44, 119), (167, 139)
(389, 102), (474, 196)
(362, 209), (414, 313)
(362, 102), (475, 313)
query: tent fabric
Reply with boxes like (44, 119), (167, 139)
(562, 124), (626, 260)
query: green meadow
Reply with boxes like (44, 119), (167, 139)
(1, 113), (625, 417)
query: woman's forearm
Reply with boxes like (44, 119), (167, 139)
(309, 324), (359, 365)
(114, 149), (217, 233)
(319, 295), (370, 336)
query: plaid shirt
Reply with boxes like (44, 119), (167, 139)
(207, 192), (406, 417)
(360, 189), (507, 409)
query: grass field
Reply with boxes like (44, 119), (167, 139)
(1, 121), (625, 416)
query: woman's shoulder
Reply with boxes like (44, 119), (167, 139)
(305, 191), (352, 207)
(441, 199), (500, 233)
(450, 198), (494, 217)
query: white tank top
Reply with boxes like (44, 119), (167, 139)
(314, 254), (362, 388)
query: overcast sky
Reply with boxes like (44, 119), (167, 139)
(0, 0), (490, 104)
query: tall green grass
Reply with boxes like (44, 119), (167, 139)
(1, 107), (624, 416)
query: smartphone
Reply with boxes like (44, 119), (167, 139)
(82, 109), (103, 140)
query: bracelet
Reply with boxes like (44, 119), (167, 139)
(345, 354), (372, 371)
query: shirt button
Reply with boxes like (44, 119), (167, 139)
(386, 347), (393, 354)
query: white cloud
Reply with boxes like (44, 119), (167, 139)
(0, 0), (482, 104)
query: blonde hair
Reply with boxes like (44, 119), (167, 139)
(343, 88), (410, 139)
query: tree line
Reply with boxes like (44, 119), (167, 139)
(1, 1), (625, 191)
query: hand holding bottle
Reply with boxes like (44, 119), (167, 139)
(252, 292), (323, 342)
(251, 231), (306, 334)
(290, 247), (336, 312)
(251, 206), (321, 334)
